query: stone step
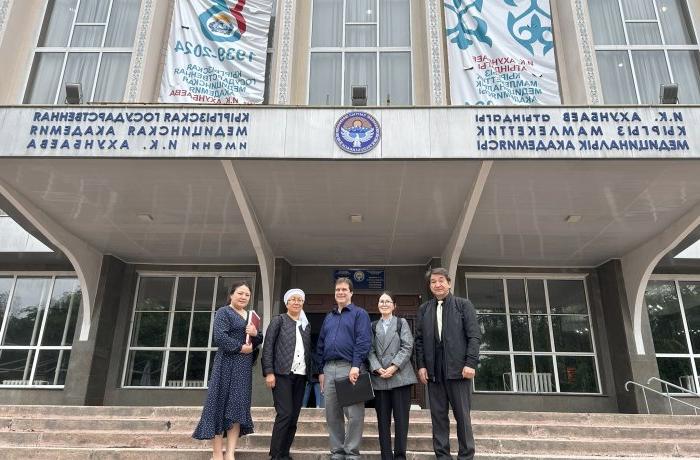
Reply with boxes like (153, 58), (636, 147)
(1, 406), (699, 428)
(0, 431), (699, 456)
(3, 416), (700, 440)
(0, 446), (689, 460)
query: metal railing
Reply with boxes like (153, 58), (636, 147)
(625, 380), (700, 415)
(647, 376), (700, 399)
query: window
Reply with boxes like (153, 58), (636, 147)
(467, 276), (600, 394)
(122, 273), (256, 388)
(24, 0), (142, 104)
(309, 0), (412, 105)
(589, 0), (700, 103)
(0, 275), (81, 387)
(645, 278), (700, 393)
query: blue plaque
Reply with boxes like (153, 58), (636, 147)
(334, 269), (385, 290)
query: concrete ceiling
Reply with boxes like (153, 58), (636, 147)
(0, 159), (256, 264)
(1, 158), (699, 268)
(233, 159), (482, 264)
(464, 160), (700, 266)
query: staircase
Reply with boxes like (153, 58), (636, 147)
(1, 405), (700, 459)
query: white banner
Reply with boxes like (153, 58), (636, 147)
(444, 0), (560, 105)
(159, 0), (273, 104)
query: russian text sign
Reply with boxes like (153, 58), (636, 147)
(159, 0), (273, 104)
(444, 0), (560, 105)
(0, 106), (698, 159)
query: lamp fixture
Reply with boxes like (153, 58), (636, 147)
(351, 86), (367, 106)
(565, 215), (582, 224)
(350, 214), (363, 223)
(65, 82), (82, 105)
(137, 213), (154, 223)
(659, 83), (679, 104)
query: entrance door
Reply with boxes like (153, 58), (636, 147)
(304, 293), (426, 408)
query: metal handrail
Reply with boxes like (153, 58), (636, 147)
(647, 376), (700, 399)
(625, 380), (700, 415)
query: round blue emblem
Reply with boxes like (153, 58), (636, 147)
(334, 111), (381, 154)
(353, 271), (366, 283)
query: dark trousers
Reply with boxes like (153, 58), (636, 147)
(269, 373), (306, 459)
(427, 379), (475, 460)
(374, 385), (411, 460)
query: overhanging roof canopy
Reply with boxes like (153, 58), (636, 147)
(1, 156), (699, 268)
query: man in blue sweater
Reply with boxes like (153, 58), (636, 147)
(316, 277), (372, 460)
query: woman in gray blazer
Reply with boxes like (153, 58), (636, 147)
(368, 292), (418, 460)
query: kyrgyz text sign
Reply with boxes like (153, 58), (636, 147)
(0, 106), (697, 159)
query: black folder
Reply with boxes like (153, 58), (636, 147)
(334, 372), (374, 407)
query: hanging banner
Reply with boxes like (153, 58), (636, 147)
(444, 0), (561, 105)
(159, 0), (273, 104)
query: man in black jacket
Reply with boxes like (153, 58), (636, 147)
(415, 267), (481, 460)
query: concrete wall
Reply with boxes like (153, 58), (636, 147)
(0, 0), (44, 104)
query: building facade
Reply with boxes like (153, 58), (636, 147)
(1, 0), (700, 413)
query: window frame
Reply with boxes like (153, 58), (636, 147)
(307, 0), (414, 106)
(647, 274), (700, 394)
(121, 271), (257, 390)
(466, 273), (602, 395)
(0, 271), (80, 389)
(23, 0), (139, 104)
(591, 0), (700, 103)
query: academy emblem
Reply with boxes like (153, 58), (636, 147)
(199, 0), (247, 43)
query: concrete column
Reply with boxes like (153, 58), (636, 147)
(0, 178), (103, 342)
(0, 0), (46, 104)
(425, 0), (447, 105)
(0, 0), (15, 50)
(272, 258), (293, 316)
(222, 160), (275, 331)
(64, 256), (129, 405)
(621, 203), (700, 355)
(273, 0), (297, 104)
(565, 0), (604, 104)
(441, 161), (492, 284)
(596, 260), (659, 413)
(124, 0), (160, 102)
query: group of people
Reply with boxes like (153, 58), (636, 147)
(193, 267), (481, 460)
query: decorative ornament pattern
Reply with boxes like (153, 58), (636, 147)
(276, 0), (294, 104)
(0, 0), (13, 47)
(572, 0), (601, 103)
(127, 0), (154, 102)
